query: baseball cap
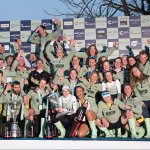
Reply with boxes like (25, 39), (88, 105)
(62, 85), (70, 91)
(101, 91), (110, 98)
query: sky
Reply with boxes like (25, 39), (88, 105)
(0, 0), (67, 21)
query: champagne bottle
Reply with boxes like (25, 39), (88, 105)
(46, 110), (53, 139)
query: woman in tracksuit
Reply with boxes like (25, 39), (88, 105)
(130, 65), (150, 138)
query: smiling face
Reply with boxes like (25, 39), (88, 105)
(38, 27), (46, 37)
(70, 70), (77, 80)
(114, 58), (122, 69)
(131, 67), (141, 78)
(124, 85), (132, 96)
(72, 56), (80, 66)
(128, 57), (136, 66)
(37, 60), (44, 70)
(90, 72), (98, 84)
(62, 89), (70, 98)
(89, 58), (96, 68)
(19, 57), (25, 67)
(105, 71), (113, 82)
(56, 49), (64, 59)
(140, 53), (148, 65)
(76, 87), (84, 99)
(89, 46), (96, 56)
(103, 61), (110, 71)
(39, 79), (47, 90)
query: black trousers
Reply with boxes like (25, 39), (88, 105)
(54, 114), (76, 129)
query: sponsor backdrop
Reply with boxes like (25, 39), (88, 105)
(0, 16), (150, 58)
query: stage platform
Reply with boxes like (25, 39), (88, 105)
(0, 137), (150, 149)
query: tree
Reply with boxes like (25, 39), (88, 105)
(44, 0), (150, 18)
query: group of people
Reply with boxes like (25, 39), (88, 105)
(0, 18), (150, 139)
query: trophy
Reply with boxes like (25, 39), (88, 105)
(10, 100), (22, 138)
(47, 93), (60, 111)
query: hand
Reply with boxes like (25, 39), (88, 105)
(27, 108), (35, 120)
(101, 117), (109, 128)
(56, 108), (64, 112)
(147, 39), (150, 45)
(23, 96), (29, 104)
(96, 118), (102, 127)
(31, 77), (35, 83)
(62, 34), (67, 42)
(17, 39), (22, 45)
(113, 42), (118, 48)
(124, 104), (131, 110)
(54, 18), (61, 27)
(83, 102), (88, 108)
(70, 38), (75, 47)
(141, 102), (145, 107)
(4, 83), (11, 93)
(14, 41), (19, 50)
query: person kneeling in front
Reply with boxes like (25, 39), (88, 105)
(54, 85), (77, 138)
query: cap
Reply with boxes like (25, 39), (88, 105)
(62, 85), (70, 91)
(101, 91), (110, 98)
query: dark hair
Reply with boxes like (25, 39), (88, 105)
(87, 44), (98, 56)
(39, 77), (47, 83)
(103, 71), (115, 82)
(40, 25), (46, 30)
(139, 50), (149, 60)
(12, 81), (20, 87)
(114, 57), (122, 63)
(37, 59), (43, 63)
(0, 58), (4, 62)
(0, 70), (3, 76)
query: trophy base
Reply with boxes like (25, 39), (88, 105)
(11, 122), (22, 138)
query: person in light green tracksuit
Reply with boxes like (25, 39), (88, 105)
(78, 56), (98, 79)
(45, 39), (76, 76)
(77, 71), (102, 138)
(53, 69), (81, 96)
(0, 44), (7, 60)
(0, 57), (18, 83)
(139, 50), (150, 76)
(112, 57), (125, 85)
(26, 78), (50, 138)
(96, 91), (140, 138)
(75, 44), (115, 65)
(130, 65), (150, 138)
(0, 81), (29, 136)
(121, 84), (145, 138)
(28, 18), (61, 56)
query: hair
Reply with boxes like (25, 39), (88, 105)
(139, 50), (149, 60)
(102, 60), (110, 70)
(75, 85), (85, 98)
(130, 65), (149, 88)
(103, 70), (115, 83)
(39, 77), (47, 83)
(69, 68), (78, 76)
(37, 58), (43, 63)
(114, 57), (122, 63)
(0, 58), (4, 62)
(39, 25), (46, 30)
(0, 70), (3, 76)
(87, 44), (98, 56)
(88, 56), (96, 64)
(89, 70), (100, 82)
(12, 81), (20, 87)
(127, 56), (137, 67)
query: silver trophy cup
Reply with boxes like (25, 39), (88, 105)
(10, 100), (22, 138)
